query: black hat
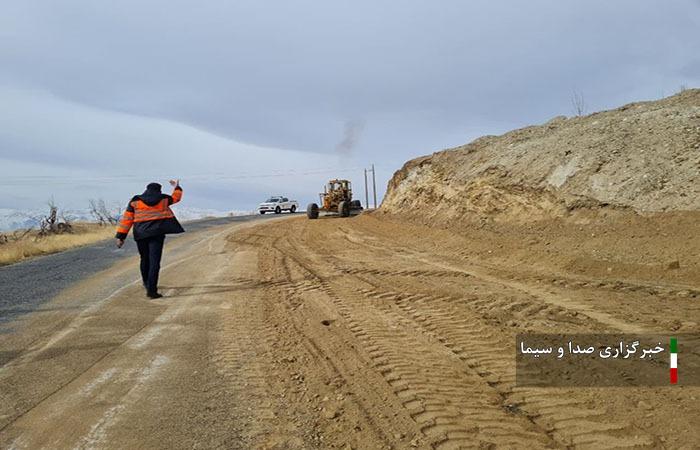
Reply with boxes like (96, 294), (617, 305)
(146, 182), (162, 192)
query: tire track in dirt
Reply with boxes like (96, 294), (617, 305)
(265, 219), (664, 449)
(314, 234), (657, 447)
(200, 238), (306, 449)
(263, 247), (429, 448)
(259, 277), (404, 448)
(337, 219), (700, 333)
(339, 267), (473, 280)
(224, 232), (415, 449)
(213, 294), (307, 448)
(329, 259), (594, 333)
(360, 286), (654, 448)
(330, 225), (651, 334)
(272, 236), (558, 449)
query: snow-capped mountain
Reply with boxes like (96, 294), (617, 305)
(0, 207), (252, 231)
(0, 209), (40, 231)
(169, 206), (254, 221)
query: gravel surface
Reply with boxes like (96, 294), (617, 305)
(0, 214), (282, 324)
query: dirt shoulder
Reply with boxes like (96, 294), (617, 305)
(1, 213), (697, 449)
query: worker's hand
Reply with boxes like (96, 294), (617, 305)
(116, 238), (125, 248)
(169, 179), (180, 187)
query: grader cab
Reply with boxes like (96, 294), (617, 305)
(307, 179), (362, 219)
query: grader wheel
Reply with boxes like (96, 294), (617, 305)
(338, 201), (350, 217)
(307, 203), (319, 219)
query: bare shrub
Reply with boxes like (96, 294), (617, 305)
(571, 90), (586, 117)
(37, 199), (72, 239)
(89, 199), (119, 226)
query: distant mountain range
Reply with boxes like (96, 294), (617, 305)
(0, 206), (252, 231)
(0, 209), (44, 231)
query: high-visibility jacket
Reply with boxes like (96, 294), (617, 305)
(116, 186), (185, 241)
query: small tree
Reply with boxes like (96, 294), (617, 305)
(571, 90), (586, 117)
(89, 199), (106, 225)
(103, 201), (120, 225)
(89, 199), (119, 225)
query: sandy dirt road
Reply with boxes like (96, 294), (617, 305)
(1, 213), (698, 449)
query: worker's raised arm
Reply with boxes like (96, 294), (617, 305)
(115, 201), (135, 241)
(168, 179), (182, 205)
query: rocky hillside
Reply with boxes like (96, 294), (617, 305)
(380, 89), (700, 223)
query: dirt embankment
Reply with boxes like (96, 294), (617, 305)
(381, 89), (700, 223)
(377, 90), (700, 290)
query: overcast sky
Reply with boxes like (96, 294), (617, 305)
(1, 1), (698, 213)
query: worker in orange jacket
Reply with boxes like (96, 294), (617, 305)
(116, 180), (184, 298)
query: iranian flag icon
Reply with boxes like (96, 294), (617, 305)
(670, 337), (678, 385)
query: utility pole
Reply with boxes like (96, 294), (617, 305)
(364, 169), (369, 210)
(371, 164), (377, 209)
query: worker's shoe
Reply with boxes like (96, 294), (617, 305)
(147, 292), (163, 299)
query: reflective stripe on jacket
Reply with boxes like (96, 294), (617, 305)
(116, 186), (184, 240)
(131, 198), (176, 222)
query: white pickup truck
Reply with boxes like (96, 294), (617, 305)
(258, 196), (299, 214)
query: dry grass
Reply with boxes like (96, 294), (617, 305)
(0, 223), (114, 266)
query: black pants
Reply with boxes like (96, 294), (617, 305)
(136, 235), (165, 295)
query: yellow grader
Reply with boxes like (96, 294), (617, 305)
(307, 179), (362, 219)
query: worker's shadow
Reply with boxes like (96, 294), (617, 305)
(159, 280), (262, 298)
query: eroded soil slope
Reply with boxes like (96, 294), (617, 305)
(381, 89), (700, 223)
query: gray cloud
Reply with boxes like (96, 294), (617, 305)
(1, 0), (699, 212)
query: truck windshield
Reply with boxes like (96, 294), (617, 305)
(266, 197), (280, 202)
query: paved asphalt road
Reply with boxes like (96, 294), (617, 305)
(0, 214), (284, 325)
